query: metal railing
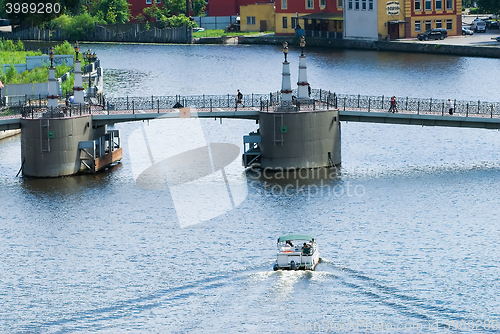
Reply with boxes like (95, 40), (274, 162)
(21, 105), (92, 119)
(2, 89), (500, 120)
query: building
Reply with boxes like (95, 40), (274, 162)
(275, 0), (343, 36)
(207, 0), (269, 16)
(128, 0), (164, 21)
(344, 0), (462, 40)
(240, 3), (276, 32)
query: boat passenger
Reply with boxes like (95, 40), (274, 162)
(302, 242), (312, 255)
(286, 240), (293, 247)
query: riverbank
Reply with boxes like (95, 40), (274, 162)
(193, 25), (500, 58)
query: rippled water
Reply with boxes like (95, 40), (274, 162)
(1, 44), (500, 333)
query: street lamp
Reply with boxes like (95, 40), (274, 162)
(74, 41), (79, 61)
(49, 47), (54, 68)
(300, 36), (306, 56)
(282, 42), (288, 62)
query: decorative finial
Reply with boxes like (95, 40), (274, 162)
(282, 42), (289, 62)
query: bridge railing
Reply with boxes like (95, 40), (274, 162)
(320, 91), (500, 117)
(2, 89), (500, 119)
(105, 92), (281, 112)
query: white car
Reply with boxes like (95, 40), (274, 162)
(462, 26), (474, 35)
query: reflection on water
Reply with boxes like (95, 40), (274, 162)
(20, 163), (121, 195)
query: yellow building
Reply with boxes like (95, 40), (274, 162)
(240, 3), (276, 32)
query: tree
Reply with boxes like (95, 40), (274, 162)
(87, 0), (131, 24)
(167, 0), (206, 17)
(477, 0), (500, 15)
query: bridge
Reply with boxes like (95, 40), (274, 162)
(1, 90), (500, 131)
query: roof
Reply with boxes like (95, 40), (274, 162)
(298, 12), (343, 20)
(277, 234), (315, 242)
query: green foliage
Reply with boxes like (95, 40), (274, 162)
(145, 22), (150, 31)
(477, 0), (500, 15)
(61, 72), (75, 95)
(54, 41), (75, 55)
(2, 39), (15, 52)
(55, 64), (72, 78)
(191, 0), (207, 16)
(5, 64), (19, 83)
(15, 39), (24, 51)
(0, 51), (42, 65)
(163, 14), (197, 28)
(88, 0), (131, 24)
(1, 63), (73, 85)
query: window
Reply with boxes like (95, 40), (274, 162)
(446, 0), (452, 9)
(446, 19), (452, 29)
(425, 20), (432, 30)
(283, 17), (288, 29)
(321, 0), (326, 7)
(338, 0), (343, 8)
(291, 17), (298, 28)
(282, 0), (287, 9)
(436, 19), (442, 28)
(306, 0), (314, 9)
(436, 0), (442, 9)
(425, 0), (431, 10)
(348, 0), (353, 9)
(362, 0), (366, 9)
(155, 0), (160, 3)
(368, 0), (373, 9)
(415, 0), (421, 10)
(247, 16), (256, 25)
(355, 0), (359, 9)
(415, 20), (421, 32)
(146, 0), (152, 4)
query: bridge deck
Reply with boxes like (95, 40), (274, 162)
(2, 106), (500, 132)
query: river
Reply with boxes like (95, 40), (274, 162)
(1, 43), (500, 333)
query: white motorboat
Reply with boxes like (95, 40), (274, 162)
(273, 234), (320, 271)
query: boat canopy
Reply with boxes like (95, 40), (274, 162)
(277, 234), (314, 243)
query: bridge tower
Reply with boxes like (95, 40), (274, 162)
(72, 41), (85, 105)
(296, 36), (310, 101)
(47, 47), (59, 109)
(245, 39), (341, 169)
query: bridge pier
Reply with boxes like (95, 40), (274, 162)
(257, 108), (341, 169)
(21, 113), (122, 177)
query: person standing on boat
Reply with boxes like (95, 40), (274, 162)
(448, 99), (454, 115)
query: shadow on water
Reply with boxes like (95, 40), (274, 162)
(20, 163), (122, 196)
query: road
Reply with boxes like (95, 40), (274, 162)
(397, 15), (500, 47)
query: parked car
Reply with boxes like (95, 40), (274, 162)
(496, 36), (500, 42)
(417, 28), (448, 41)
(471, 20), (486, 32)
(488, 21), (500, 29)
(462, 26), (474, 35)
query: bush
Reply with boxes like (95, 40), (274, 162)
(55, 40), (75, 55)
(50, 13), (103, 41)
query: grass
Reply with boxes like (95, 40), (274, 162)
(193, 29), (274, 38)
(0, 51), (43, 65)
